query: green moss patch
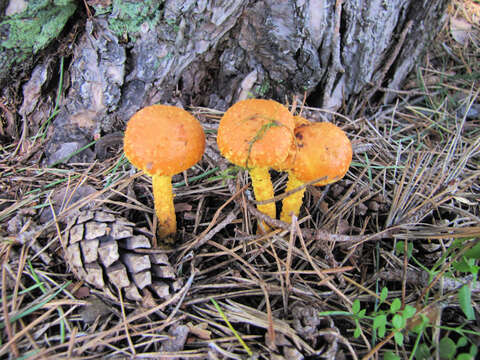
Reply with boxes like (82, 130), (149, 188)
(1, 0), (76, 57)
(93, 0), (163, 39)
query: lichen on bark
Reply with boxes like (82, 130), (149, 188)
(91, 0), (164, 40)
(0, 0), (76, 85)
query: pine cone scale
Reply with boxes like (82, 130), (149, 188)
(64, 210), (178, 302)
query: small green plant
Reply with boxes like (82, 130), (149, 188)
(395, 238), (479, 359)
(319, 289), (418, 350)
(451, 240), (480, 321)
(320, 278), (479, 359)
(349, 291), (417, 347)
(396, 238), (479, 322)
(412, 335), (478, 360)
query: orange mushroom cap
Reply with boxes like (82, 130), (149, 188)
(124, 105), (205, 176)
(291, 121), (352, 186)
(293, 115), (310, 127)
(217, 99), (295, 168)
(276, 115), (312, 171)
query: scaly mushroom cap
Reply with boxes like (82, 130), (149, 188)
(292, 121), (352, 186)
(217, 99), (295, 168)
(124, 105), (205, 176)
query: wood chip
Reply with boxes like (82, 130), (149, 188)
(85, 221), (107, 240)
(98, 239), (119, 267)
(132, 270), (152, 289)
(151, 281), (170, 300)
(124, 283), (142, 301)
(153, 265), (176, 279)
(68, 224), (84, 244)
(110, 222), (133, 239)
(120, 235), (151, 249)
(121, 253), (151, 273)
(84, 263), (105, 289)
(81, 239), (99, 263)
(106, 263), (130, 288)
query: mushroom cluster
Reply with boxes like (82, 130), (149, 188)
(123, 100), (352, 241)
(216, 100), (352, 229)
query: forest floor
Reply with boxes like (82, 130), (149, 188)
(1, 1), (480, 359)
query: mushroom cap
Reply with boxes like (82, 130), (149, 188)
(124, 105), (205, 176)
(276, 115), (311, 171)
(293, 115), (310, 127)
(291, 122), (352, 186)
(217, 99), (295, 168)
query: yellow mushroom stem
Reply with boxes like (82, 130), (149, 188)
(280, 172), (306, 223)
(249, 166), (276, 232)
(152, 174), (176, 238)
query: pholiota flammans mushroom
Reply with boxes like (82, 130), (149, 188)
(279, 119), (352, 223)
(217, 99), (295, 231)
(123, 104), (205, 239)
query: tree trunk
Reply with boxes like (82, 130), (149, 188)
(5, 0), (448, 165)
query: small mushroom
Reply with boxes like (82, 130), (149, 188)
(279, 119), (352, 223)
(217, 99), (295, 231)
(123, 105), (205, 239)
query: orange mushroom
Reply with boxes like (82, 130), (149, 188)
(217, 99), (295, 231)
(123, 105), (205, 239)
(279, 119), (352, 223)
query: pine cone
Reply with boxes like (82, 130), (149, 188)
(64, 209), (179, 301)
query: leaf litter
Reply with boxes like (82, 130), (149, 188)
(1, 1), (480, 359)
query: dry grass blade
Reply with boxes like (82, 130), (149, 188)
(205, 299), (315, 354)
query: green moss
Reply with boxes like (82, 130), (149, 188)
(255, 80), (270, 97)
(92, 4), (112, 16)
(0, 0), (76, 57)
(106, 0), (164, 39)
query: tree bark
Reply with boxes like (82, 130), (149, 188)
(5, 0), (448, 164)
